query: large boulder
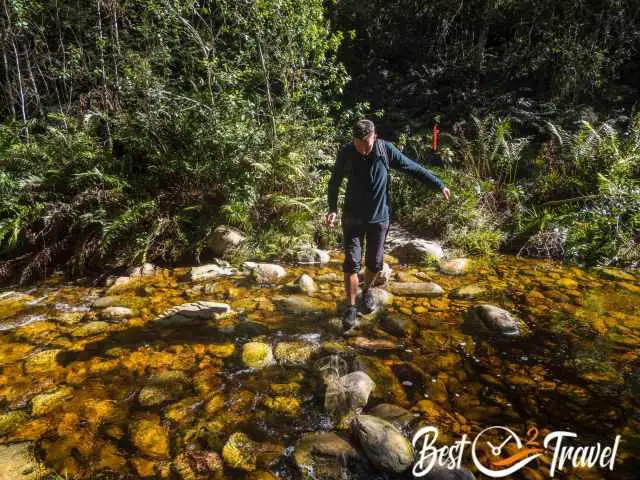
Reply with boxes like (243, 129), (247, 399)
(390, 240), (444, 264)
(351, 414), (414, 473)
(208, 225), (246, 256)
(324, 371), (376, 424)
(463, 304), (528, 337)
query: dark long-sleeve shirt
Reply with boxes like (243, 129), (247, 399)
(327, 139), (445, 223)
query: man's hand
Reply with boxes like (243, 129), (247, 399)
(441, 187), (451, 201)
(324, 211), (337, 227)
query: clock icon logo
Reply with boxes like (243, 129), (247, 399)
(472, 426), (543, 478)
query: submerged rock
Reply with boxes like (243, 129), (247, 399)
(242, 342), (274, 369)
(380, 314), (416, 338)
(92, 295), (124, 308)
(315, 273), (340, 283)
(154, 301), (232, 326)
(354, 356), (409, 407)
(0, 293), (35, 325)
(263, 396), (301, 416)
(130, 417), (170, 458)
(368, 403), (415, 430)
(0, 442), (49, 480)
(174, 450), (223, 480)
(348, 337), (402, 352)
(596, 267), (636, 282)
(138, 371), (190, 407)
(24, 349), (62, 373)
(31, 386), (74, 415)
(273, 295), (334, 316)
(71, 321), (112, 337)
(387, 282), (444, 297)
(222, 432), (258, 471)
(463, 304), (528, 337)
(293, 432), (359, 479)
(274, 341), (319, 366)
(450, 284), (488, 300)
(351, 414), (414, 473)
(164, 397), (202, 424)
(100, 306), (134, 320)
(0, 410), (29, 436)
(325, 371), (376, 424)
(439, 257), (470, 275)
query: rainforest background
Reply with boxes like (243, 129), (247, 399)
(1, 0), (639, 285)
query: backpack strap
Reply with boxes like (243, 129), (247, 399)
(377, 139), (393, 219)
(377, 138), (390, 172)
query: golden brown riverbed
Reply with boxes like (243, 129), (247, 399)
(0, 254), (639, 479)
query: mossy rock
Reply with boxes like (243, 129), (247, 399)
(242, 342), (274, 369)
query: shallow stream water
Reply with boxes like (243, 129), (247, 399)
(0, 253), (639, 479)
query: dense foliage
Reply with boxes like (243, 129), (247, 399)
(1, 0), (638, 285)
(331, 0), (640, 132)
(0, 0), (351, 284)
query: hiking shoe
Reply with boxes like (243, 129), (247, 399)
(342, 304), (359, 331)
(361, 288), (376, 314)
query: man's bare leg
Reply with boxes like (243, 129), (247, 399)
(344, 272), (359, 305)
(363, 269), (379, 290)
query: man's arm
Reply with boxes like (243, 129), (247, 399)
(327, 145), (347, 213)
(386, 141), (445, 191)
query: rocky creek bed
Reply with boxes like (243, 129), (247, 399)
(0, 228), (639, 480)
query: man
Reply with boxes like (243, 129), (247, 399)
(324, 119), (451, 330)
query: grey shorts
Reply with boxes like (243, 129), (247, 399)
(342, 218), (390, 274)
